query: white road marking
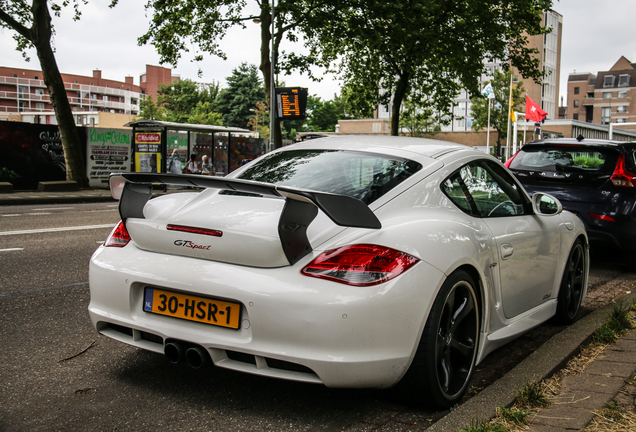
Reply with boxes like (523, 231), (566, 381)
(0, 224), (115, 236)
(0, 248), (24, 252)
(32, 207), (74, 211)
(2, 212), (51, 216)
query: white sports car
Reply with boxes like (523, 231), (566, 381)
(89, 136), (588, 408)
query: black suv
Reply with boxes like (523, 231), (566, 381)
(506, 137), (636, 250)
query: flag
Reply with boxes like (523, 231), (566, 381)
(482, 83), (495, 99)
(525, 96), (548, 122)
(509, 97), (516, 122)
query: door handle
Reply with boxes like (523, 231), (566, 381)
(500, 243), (514, 260)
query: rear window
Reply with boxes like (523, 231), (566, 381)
(509, 146), (617, 174)
(238, 149), (422, 204)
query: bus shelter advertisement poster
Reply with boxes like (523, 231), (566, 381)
(135, 132), (161, 173)
(86, 128), (132, 188)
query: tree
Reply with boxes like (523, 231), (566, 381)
(399, 99), (439, 138)
(139, 96), (167, 121)
(139, 0), (345, 149)
(157, 79), (205, 123)
(216, 63), (266, 129)
(471, 70), (525, 151)
(0, 0), (89, 187)
(305, 96), (339, 132)
(300, 0), (552, 136)
(247, 101), (270, 139)
(187, 102), (224, 125)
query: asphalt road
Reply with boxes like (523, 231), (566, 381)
(0, 202), (632, 431)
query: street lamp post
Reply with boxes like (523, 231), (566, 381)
(269, 0), (276, 152)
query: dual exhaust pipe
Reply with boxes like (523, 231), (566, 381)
(164, 341), (211, 369)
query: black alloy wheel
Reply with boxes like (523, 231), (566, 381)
(404, 270), (480, 408)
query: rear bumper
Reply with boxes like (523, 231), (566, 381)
(88, 243), (444, 388)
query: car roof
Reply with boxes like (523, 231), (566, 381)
(285, 135), (476, 159)
(523, 137), (636, 150)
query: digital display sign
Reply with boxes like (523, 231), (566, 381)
(275, 87), (308, 120)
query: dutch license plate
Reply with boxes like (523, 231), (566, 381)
(143, 287), (241, 329)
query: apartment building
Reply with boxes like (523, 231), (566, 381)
(0, 65), (175, 126)
(566, 56), (636, 132)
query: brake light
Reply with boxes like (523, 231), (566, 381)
(167, 224), (222, 237)
(589, 213), (616, 222)
(104, 221), (131, 247)
(504, 150), (520, 168)
(610, 154), (636, 187)
(301, 244), (419, 286)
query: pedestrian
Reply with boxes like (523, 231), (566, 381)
(167, 149), (182, 174)
(186, 153), (200, 174)
(201, 155), (212, 175)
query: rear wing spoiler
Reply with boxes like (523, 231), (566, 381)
(109, 173), (381, 265)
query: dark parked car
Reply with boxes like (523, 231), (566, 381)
(506, 137), (636, 250)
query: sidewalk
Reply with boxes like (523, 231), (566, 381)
(526, 326), (636, 431)
(0, 188), (115, 206)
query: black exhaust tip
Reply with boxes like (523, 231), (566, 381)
(164, 341), (184, 364)
(185, 346), (211, 369)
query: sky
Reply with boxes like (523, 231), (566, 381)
(1, 0), (636, 104)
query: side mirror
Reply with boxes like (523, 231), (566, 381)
(532, 193), (563, 216)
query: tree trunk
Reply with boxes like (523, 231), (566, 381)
(31, 0), (88, 187)
(390, 72), (410, 136)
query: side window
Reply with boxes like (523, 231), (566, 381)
(441, 160), (527, 217)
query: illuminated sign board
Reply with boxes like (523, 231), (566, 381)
(275, 87), (308, 120)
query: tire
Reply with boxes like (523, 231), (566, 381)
(554, 240), (586, 325)
(403, 270), (480, 408)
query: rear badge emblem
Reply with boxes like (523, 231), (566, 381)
(174, 240), (212, 250)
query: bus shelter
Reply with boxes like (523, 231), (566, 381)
(124, 120), (264, 176)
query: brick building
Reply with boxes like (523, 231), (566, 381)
(566, 56), (636, 132)
(0, 64), (175, 126)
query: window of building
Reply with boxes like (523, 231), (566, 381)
(618, 91), (628, 98)
(573, 100), (579, 107)
(34, 76), (38, 80)
(574, 87), (580, 94)
(573, 113), (579, 120)
(35, 89), (44, 95)
(616, 118), (627, 123)
(587, 92), (594, 98)
(619, 74), (630, 87)
(604, 75), (615, 87)
(602, 107), (611, 124)
(36, 103), (44, 110)
(603, 92), (613, 99)
(91, 94), (97, 100)
(617, 106), (627, 113)
(104, 95), (109, 102)
(18, 101), (24, 112)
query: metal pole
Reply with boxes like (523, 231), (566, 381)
(486, 99), (491, 155)
(269, 0), (276, 152)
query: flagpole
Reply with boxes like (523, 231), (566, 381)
(487, 99), (491, 154)
(506, 74), (512, 160)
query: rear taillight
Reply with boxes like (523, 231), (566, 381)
(301, 244), (419, 286)
(589, 213), (616, 222)
(504, 151), (520, 168)
(610, 154), (636, 187)
(104, 221), (131, 247)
